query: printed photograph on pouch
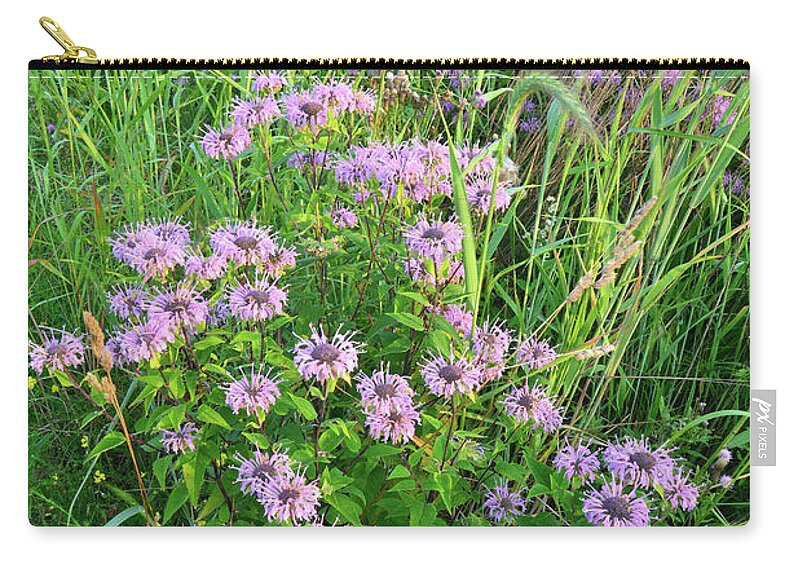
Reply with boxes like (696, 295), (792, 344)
(27, 66), (750, 526)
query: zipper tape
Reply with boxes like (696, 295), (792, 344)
(29, 57), (750, 71)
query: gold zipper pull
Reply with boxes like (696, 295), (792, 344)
(39, 16), (98, 64)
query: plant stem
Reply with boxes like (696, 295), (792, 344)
(442, 395), (456, 466)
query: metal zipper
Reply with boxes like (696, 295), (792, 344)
(32, 16), (749, 70)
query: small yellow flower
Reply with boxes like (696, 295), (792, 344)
(93, 470), (107, 484)
(51, 384), (60, 393)
(28, 377), (37, 390)
(51, 474), (59, 483)
(80, 436), (89, 449)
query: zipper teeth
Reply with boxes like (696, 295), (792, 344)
(64, 57), (748, 69)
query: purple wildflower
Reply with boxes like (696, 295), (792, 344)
(29, 331), (85, 374)
(200, 123), (252, 159)
(415, 139), (452, 198)
(603, 436), (675, 488)
(582, 477), (650, 527)
(502, 383), (563, 432)
(108, 223), (147, 265)
(553, 443), (601, 482)
(723, 171), (749, 196)
(46, 123), (56, 133)
(457, 143), (496, 177)
(224, 365), (282, 416)
(472, 321), (512, 365)
(377, 142), (427, 200)
(235, 448), (293, 495)
(293, 324), (361, 384)
(309, 82), (349, 114)
(260, 470), (321, 524)
(719, 475), (733, 489)
(231, 96), (280, 128)
(116, 318), (174, 363)
(147, 283), (208, 334)
(405, 216), (463, 263)
(228, 276), (287, 322)
(465, 176), (512, 215)
(405, 257), (464, 288)
(161, 423), (198, 454)
(335, 142), (388, 189)
(150, 216), (191, 247)
(662, 468), (699, 511)
(109, 224), (186, 279)
(420, 351), (482, 398)
(287, 150), (330, 172)
(260, 243), (297, 278)
(520, 116), (541, 133)
(712, 447), (733, 472)
(184, 249), (228, 280)
(283, 90), (329, 134)
(206, 301), (231, 328)
(329, 206), (358, 229)
(107, 284), (148, 320)
(712, 95), (735, 128)
(251, 71), (287, 94)
(434, 304), (473, 337)
(516, 335), (558, 371)
(483, 482), (526, 524)
(661, 70), (682, 89)
(209, 220), (276, 267)
(365, 401), (421, 444)
(352, 89), (376, 114)
(356, 365), (414, 414)
(131, 230), (186, 280)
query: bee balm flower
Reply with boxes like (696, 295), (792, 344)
(293, 324), (361, 384)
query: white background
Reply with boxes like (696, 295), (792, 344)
(3, 0), (794, 567)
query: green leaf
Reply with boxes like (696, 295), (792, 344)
(202, 363), (229, 378)
(410, 501), (438, 526)
(434, 471), (457, 514)
(389, 479), (417, 493)
(163, 484), (189, 524)
(86, 432), (126, 461)
(182, 458), (206, 507)
(196, 404), (231, 429)
(517, 512), (560, 526)
(524, 453), (554, 490)
(727, 430), (750, 449)
(388, 464), (411, 480)
(193, 336), (225, 350)
(52, 370), (72, 388)
(665, 409), (750, 445)
(365, 444), (402, 459)
(448, 143), (478, 313)
(288, 393), (317, 420)
(496, 460), (529, 484)
(387, 312), (425, 331)
(397, 291), (430, 307)
(157, 403), (188, 429)
(104, 505), (144, 527)
(153, 455), (172, 490)
(325, 493), (363, 526)
(232, 330), (261, 345)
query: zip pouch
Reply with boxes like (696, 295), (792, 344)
(28, 17), (750, 527)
